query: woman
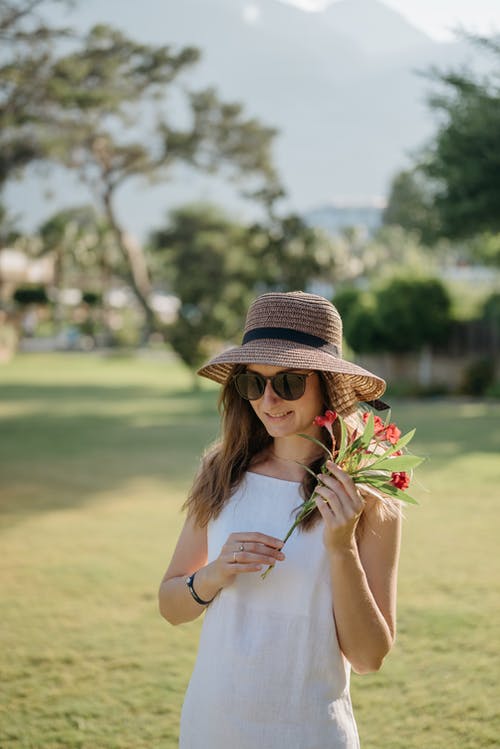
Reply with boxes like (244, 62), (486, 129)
(158, 291), (402, 748)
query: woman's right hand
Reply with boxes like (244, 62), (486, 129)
(205, 532), (285, 589)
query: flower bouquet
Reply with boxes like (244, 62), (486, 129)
(262, 409), (423, 578)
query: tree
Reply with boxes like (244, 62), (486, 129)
(1, 4), (282, 338)
(38, 205), (118, 332)
(47, 26), (281, 337)
(483, 291), (500, 324)
(0, 0), (72, 186)
(247, 214), (338, 292)
(421, 36), (500, 239)
(150, 203), (256, 370)
(468, 231), (500, 267)
(383, 168), (441, 245)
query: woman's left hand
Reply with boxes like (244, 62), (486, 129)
(314, 460), (365, 553)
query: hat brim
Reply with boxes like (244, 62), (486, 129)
(197, 338), (385, 412)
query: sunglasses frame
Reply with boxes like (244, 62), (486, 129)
(233, 370), (315, 401)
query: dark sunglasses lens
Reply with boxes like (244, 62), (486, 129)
(234, 373), (265, 400)
(273, 373), (306, 400)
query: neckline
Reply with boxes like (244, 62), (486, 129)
(246, 471), (301, 485)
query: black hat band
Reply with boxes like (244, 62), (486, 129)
(242, 327), (340, 357)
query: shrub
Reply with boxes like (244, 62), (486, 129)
(82, 291), (102, 306)
(375, 277), (452, 353)
(13, 286), (49, 305)
(460, 357), (496, 396)
(332, 287), (362, 320)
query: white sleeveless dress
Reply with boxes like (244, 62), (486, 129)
(179, 472), (360, 749)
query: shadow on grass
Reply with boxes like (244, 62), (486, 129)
(0, 382), (218, 408)
(0, 382), (221, 525)
(386, 398), (500, 459)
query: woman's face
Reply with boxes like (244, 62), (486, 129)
(245, 364), (324, 439)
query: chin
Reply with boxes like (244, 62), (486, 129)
(264, 421), (302, 439)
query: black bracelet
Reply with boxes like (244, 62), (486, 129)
(185, 572), (215, 606)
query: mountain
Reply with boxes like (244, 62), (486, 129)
(321, 0), (432, 57)
(4, 0), (487, 238)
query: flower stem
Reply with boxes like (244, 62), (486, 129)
(260, 495), (317, 579)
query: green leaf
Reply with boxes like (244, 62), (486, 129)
(362, 428), (416, 465)
(297, 461), (321, 480)
(355, 476), (419, 505)
(359, 413), (375, 448)
(378, 485), (419, 505)
(297, 432), (333, 460)
(362, 455), (424, 472)
(393, 428), (416, 452)
(336, 415), (349, 464)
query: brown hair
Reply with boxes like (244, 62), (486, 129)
(183, 365), (400, 534)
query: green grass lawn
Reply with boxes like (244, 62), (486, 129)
(1, 353), (499, 749)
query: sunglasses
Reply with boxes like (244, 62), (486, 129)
(233, 371), (315, 401)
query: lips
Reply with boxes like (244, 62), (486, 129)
(266, 411), (293, 420)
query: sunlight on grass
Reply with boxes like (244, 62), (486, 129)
(1, 353), (499, 748)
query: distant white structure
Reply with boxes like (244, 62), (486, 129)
(0, 248), (54, 299)
(304, 203), (383, 237)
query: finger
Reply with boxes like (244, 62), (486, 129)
(318, 482), (363, 521)
(317, 472), (346, 496)
(318, 461), (355, 492)
(325, 461), (358, 496)
(230, 550), (284, 567)
(231, 532), (284, 549)
(315, 477), (345, 504)
(241, 532), (284, 548)
(320, 468), (364, 512)
(241, 542), (285, 561)
(314, 494), (339, 523)
(314, 486), (346, 522)
(314, 483), (336, 504)
(228, 562), (264, 573)
(317, 481), (363, 526)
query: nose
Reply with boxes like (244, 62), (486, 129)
(261, 378), (281, 405)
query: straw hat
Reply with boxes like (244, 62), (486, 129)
(197, 291), (386, 415)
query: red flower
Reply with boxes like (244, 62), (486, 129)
(390, 471), (410, 490)
(314, 410), (337, 437)
(362, 412), (385, 432)
(383, 423), (402, 445)
(314, 410), (337, 428)
(363, 413), (401, 445)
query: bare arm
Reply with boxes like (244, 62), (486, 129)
(158, 514), (214, 626)
(314, 460), (402, 674)
(158, 515), (285, 626)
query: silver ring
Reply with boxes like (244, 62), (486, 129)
(233, 551), (237, 563)
(239, 544), (244, 552)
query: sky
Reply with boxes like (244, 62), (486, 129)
(6, 0), (500, 239)
(279, 0), (500, 41)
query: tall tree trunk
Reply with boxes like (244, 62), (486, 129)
(102, 188), (156, 343)
(98, 253), (113, 346)
(52, 245), (64, 335)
